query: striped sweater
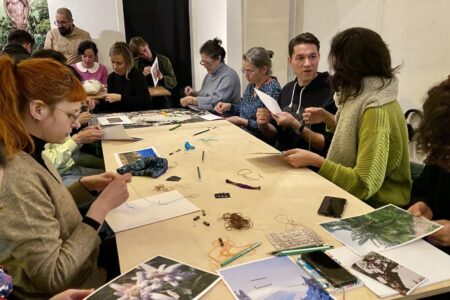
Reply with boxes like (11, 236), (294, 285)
(319, 77), (411, 208)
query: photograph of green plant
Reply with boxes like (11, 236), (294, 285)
(1, 0), (50, 50)
(320, 204), (442, 255)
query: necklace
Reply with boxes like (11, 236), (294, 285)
(253, 76), (271, 97)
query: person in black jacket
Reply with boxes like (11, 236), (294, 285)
(1, 29), (34, 62)
(409, 76), (450, 255)
(256, 33), (336, 156)
(95, 41), (151, 113)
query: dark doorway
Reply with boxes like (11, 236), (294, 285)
(122, 0), (192, 107)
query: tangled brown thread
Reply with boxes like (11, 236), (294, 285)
(219, 213), (253, 230)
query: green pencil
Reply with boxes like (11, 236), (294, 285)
(169, 124), (181, 131)
(221, 242), (261, 267)
(274, 245), (332, 256)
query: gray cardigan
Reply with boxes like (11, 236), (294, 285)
(197, 62), (241, 111)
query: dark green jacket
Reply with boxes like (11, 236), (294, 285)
(133, 54), (177, 89)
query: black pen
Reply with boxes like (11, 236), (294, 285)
(197, 166), (201, 181)
(193, 129), (210, 136)
(169, 149), (181, 155)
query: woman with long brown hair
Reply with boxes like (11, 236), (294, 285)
(0, 55), (131, 299)
(280, 27), (411, 208)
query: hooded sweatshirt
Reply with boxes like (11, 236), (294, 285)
(276, 72), (336, 155)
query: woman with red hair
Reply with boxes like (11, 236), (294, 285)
(0, 55), (131, 299)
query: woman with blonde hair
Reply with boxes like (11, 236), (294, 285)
(95, 41), (152, 112)
(0, 55), (131, 299)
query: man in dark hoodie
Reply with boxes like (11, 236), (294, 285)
(256, 32), (336, 156)
(1, 29), (34, 62)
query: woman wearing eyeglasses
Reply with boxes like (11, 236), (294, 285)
(0, 55), (131, 299)
(180, 38), (240, 111)
(214, 47), (281, 138)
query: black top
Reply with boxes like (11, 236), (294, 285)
(2, 42), (30, 63)
(95, 68), (152, 113)
(411, 164), (450, 254)
(276, 72), (336, 155)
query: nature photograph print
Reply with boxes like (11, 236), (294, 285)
(219, 256), (334, 300)
(352, 251), (426, 295)
(1, 0), (50, 50)
(86, 255), (220, 300)
(320, 204), (442, 255)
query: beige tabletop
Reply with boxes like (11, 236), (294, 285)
(101, 119), (450, 299)
(149, 86), (171, 97)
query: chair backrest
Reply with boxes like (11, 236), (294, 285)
(404, 109), (423, 142)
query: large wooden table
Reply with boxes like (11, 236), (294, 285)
(102, 119), (450, 299)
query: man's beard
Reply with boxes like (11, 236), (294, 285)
(58, 26), (71, 36)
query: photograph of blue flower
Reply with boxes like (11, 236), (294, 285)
(86, 255), (220, 299)
(219, 256), (334, 300)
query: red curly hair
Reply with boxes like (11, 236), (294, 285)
(0, 55), (86, 157)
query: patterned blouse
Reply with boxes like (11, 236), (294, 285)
(229, 77), (281, 133)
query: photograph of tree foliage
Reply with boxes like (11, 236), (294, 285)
(1, 0), (50, 50)
(352, 251), (426, 295)
(320, 204), (442, 255)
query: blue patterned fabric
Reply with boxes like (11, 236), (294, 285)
(229, 78), (281, 133)
(116, 156), (168, 178)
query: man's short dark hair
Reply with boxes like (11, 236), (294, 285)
(288, 32), (320, 57)
(32, 49), (68, 64)
(7, 30), (35, 46)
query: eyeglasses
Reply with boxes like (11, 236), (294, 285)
(200, 58), (216, 66)
(241, 68), (257, 75)
(53, 20), (69, 26)
(54, 106), (80, 123)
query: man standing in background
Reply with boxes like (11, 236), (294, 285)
(44, 7), (91, 64)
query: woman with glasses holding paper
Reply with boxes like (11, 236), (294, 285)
(180, 38), (240, 111)
(214, 47), (281, 138)
(0, 55), (131, 299)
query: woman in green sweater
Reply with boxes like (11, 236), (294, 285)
(281, 27), (411, 208)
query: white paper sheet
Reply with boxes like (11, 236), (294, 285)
(150, 57), (160, 87)
(188, 104), (200, 111)
(329, 240), (450, 298)
(101, 125), (141, 141)
(254, 88), (282, 114)
(200, 112), (222, 121)
(106, 190), (200, 232)
(97, 115), (133, 125)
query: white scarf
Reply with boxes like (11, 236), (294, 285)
(327, 77), (399, 167)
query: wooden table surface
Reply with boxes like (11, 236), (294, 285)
(101, 119), (450, 299)
(149, 86), (171, 97)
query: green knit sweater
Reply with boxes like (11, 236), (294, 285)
(319, 101), (411, 208)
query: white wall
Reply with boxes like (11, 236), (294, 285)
(189, 0), (243, 91)
(243, 0), (291, 86)
(47, 0), (125, 72)
(303, 0), (450, 110)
